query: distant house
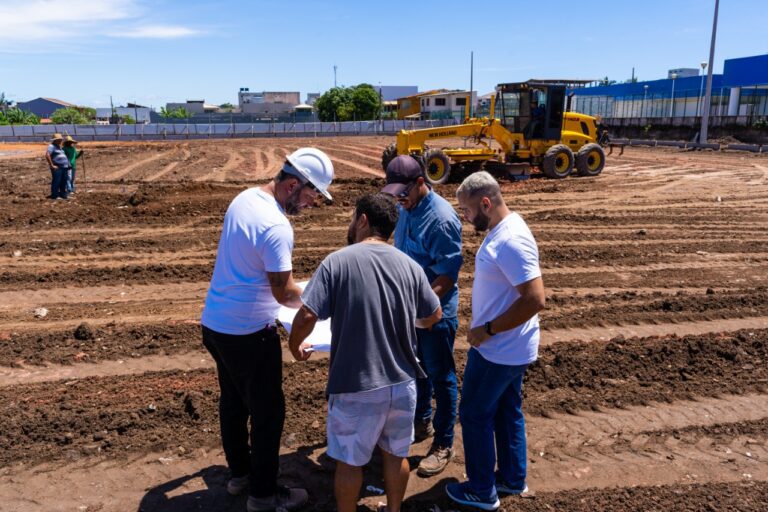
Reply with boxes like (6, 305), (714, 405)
(238, 89), (301, 117)
(95, 107), (152, 124)
(396, 90), (448, 120)
(418, 90), (477, 120)
(16, 97), (78, 118)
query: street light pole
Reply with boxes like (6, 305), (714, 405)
(700, 0), (720, 143)
(698, 61), (708, 116)
(643, 85), (649, 118)
(669, 73), (678, 117)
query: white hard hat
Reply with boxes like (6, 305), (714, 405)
(284, 147), (334, 201)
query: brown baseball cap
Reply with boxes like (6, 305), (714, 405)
(381, 155), (423, 196)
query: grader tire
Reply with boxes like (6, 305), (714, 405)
(541, 144), (574, 179)
(575, 143), (606, 177)
(423, 149), (451, 185)
(381, 143), (398, 172)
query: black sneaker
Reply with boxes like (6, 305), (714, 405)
(247, 485), (308, 512)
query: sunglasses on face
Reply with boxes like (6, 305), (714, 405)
(397, 181), (418, 199)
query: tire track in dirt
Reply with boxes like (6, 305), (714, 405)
(100, 149), (175, 182)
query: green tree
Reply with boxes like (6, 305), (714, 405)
(0, 92), (11, 111)
(172, 107), (193, 119)
(121, 114), (136, 125)
(350, 84), (381, 120)
(0, 108), (40, 125)
(219, 102), (235, 112)
(598, 76), (617, 86)
(159, 106), (172, 120)
(51, 107), (89, 124)
(315, 84), (381, 122)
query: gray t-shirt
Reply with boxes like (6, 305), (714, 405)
(302, 242), (440, 395)
(47, 144), (70, 168)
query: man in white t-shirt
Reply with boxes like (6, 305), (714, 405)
(446, 172), (546, 511)
(200, 147), (334, 512)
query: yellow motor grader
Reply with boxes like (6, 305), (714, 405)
(382, 80), (606, 184)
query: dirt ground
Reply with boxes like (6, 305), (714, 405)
(0, 137), (767, 511)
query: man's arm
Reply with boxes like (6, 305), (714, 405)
(467, 277), (545, 347)
(431, 275), (455, 300)
(266, 270), (303, 308)
(288, 305), (318, 361)
(416, 305), (442, 329)
(45, 151), (55, 169)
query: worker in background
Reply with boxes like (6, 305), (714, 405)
(45, 133), (70, 200)
(381, 155), (463, 477)
(200, 148), (334, 512)
(446, 172), (546, 511)
(62, 136), (83, 194)
(289, 193), (442, 512)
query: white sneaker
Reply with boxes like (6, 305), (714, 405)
(226, 475), (249, 496)
(247, 486), (308, 512)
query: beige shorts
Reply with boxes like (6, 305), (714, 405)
(326, 380), (416, 467)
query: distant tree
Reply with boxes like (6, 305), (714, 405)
(315, 84), (381, 122)
(159, 106), (172, 120)
(0, 92), (12, 111)
(350, 84), (381, 121)
(120, 114), (136, 125)
(172, 107), (193, 119)
(0, 107), (40, 125)
(598, 76), (617, 86)
(51, 107), (90, 124)
(219, 102), (235, 112)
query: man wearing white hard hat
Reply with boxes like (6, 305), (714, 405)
(201, 147), (334, 512)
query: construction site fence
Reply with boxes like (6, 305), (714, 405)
(601, 115), (765, 127)
(609, 138), (766, 153)
(0, 119), (460, 143)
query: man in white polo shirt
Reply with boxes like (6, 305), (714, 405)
(201, 148), (334, 512)
(446, 171), (546, 511)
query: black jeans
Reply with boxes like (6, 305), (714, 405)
(202, 325), (285, 498)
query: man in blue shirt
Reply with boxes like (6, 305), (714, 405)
(382, 155), (463, 476)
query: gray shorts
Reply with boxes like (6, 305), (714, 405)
(326, 380), (416, 467)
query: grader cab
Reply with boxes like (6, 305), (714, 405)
(381, 80), (607, 184)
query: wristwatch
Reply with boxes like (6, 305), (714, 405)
(484, 321), (495, 336)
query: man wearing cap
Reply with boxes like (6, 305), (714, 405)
(201, 147), (334, 512)
(62, 136), (83, 194)
(382, 155), (463, 477)
(45, 133), (70, 200)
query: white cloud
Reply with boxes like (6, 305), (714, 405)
(0, 0), (200, 44)
(113, 25), (201, 39)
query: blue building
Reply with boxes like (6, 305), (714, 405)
(570, 54), (768, 120)
(16, 97), (78, 118)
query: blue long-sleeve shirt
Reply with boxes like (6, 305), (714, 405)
(394, 190), (463, 318)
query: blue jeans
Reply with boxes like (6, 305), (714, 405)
(415, 316), (458, 448)
(50, 166), (69, 199)
(459, 349), (528, 498)
(66, 167), (76, 193)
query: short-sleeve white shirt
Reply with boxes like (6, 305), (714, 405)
(201, 187), (293, 335)
(471, 212), (542, 366)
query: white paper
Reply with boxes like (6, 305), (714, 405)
(277, 281), (331, 352)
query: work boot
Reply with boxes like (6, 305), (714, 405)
(413, 419), (434, 443)
(247, 485), (308, 512)
(417, 445), (454, 476)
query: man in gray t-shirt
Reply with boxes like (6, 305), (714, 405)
(289, 193), (441, 512)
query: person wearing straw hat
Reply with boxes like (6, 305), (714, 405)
(63, 136), (83, 194)
(45, 133), (70, 200)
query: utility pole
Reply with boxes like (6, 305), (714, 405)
(469, 51), (474, 118)
(700, 0), (719, 143)
(333, 65), (337, 88)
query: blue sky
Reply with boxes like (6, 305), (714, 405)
(1, 0), (766, 109)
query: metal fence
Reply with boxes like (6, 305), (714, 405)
(0, 119), (459, 142)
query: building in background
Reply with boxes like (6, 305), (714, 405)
(17, 98), (78, 118)
(396, 90), (447, 119)
(95, 106), (152, 124)
(571, 54), (768, 120)
(165, 100), (219, 114)
(668, 68), (699, 79)
(306, 93), (320, 105)
(238, 88), (301, 118)
(418, 90), (477, 120)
